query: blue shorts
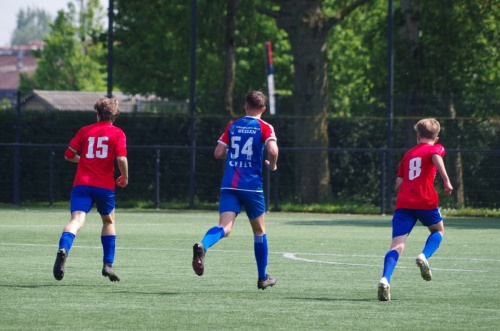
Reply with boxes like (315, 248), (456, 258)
(392, 208), (443, 238)
(219, 189), (265, 220)
(70, 185), (115, 215)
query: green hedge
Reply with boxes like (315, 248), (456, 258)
(0, 109), (499, 208)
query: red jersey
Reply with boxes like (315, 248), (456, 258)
(68, 122), (127, 190)
(395, 143), (445, 210)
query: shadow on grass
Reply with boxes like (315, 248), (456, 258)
(113, 290), (179, 296)
(285, 218), (500, 229)
(0, 284), (109, 288)
(0, 285), (180, 296)
(287, 296), (378, 302)
(285, 220), (389, 228)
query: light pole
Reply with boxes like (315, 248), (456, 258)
(385, 0), (395, 214)
(107, 0), (114, 98)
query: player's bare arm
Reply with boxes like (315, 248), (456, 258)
(395, 177), (403, 191)
(265, 139), (278, 171)
(64, 146), (80, 163)
(116, 156), (129, 188)
(214, 143), (228, 159)
(432, 154), (453, 195)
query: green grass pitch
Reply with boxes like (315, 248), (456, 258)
(0, 208), (499, 330)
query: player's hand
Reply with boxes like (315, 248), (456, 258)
(116, 175), (128, 188)
(443, 181), (453, 195)
(265, 160), (277, 171)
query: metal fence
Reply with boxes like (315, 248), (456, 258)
(1, 143), (498, 213)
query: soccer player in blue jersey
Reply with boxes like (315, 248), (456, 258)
(192, 91), (279, 290)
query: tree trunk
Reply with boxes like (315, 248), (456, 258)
(259, 0), (372, 203)
(449, 97), (465, 208)
(400, 0), (424, 145)
(222, 0), (239, 120)
(275, 3), (332, 203)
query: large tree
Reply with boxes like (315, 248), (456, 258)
(258, 0), (372, 203)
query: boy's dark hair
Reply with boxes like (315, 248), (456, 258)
(95, 98), (120, 122)
(245, 91), (267, 109)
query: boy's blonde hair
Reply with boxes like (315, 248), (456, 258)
(414, 118), (441, 139)
(94, 98), (120, 122)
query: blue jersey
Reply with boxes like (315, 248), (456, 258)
(218, 116), (277, 192)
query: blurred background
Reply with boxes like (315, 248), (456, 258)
(0, 0), (498, 213)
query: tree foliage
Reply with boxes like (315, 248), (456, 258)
(327, 1), (387, 116)
(113, 1), (191, 99)
(20, 0), (106, 93)
(417, 0), (499, 116)
(10, 7), (52, 45)
(113, 0), (293, 108)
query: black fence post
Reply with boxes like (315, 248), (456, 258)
(155, 147), (160, 209)
(272, 93), (280, 211)
(386, 0), (395, 214)
(380, 149), (386, 215)
(273, 169), (280, 211)
(13, 91), (21, 206)
(188, 0), (197, 209)
(49, 145), (55, 207)
(107, 0), (114, 98)
(265, 157), (270, 212)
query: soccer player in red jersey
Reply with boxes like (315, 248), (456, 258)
(53, 98), (128, 282)
(192, 91), (279, 289)
(378, 118), (453, 301)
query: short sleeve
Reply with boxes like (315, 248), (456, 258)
(115, 130), (127, 157)
(430, 144), (445, 157)
(217, 121), (232, 147)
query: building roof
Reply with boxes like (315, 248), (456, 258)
(22, 90), (147, 112)
(21, 90), (188, 113)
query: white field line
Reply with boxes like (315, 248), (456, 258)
(1, 242), (499, 273)
(282, 253), (500, 273)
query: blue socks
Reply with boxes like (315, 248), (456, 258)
(381, 233), (442, 283)
(101, 235), (116, 264)
(422, 232), (443, 259)
(382, 249), (399, 283)
(201, 226), (225, 250)
(58, 232), (75, 254)
(254, 234), (268, 279)
(200, 227), (268, 279)
(59, 232), (117, 264)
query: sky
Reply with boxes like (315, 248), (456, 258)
(0, 0), (108, 47)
